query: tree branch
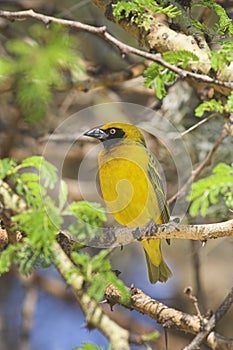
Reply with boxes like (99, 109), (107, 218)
(183, 287), (233, 350)
(1, 220), (232, 349)
(91, 0), (211, 73)
(105, 283), (233, 350)
(1, 217), (233, 251)
(51, 241), (130, 350)
(0, 9), (233, 93)
(72, 218), (233, 249)
(168, 123), (230, 206)
(72, 62), (149, 92)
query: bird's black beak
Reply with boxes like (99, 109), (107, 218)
(84, 128), (108, 141)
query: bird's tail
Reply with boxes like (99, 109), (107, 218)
(142, 239), (172, 284)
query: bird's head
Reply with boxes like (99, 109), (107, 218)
(84, 122), (146, 149)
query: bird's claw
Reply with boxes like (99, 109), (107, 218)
(145, 219), (158, 239)
(167, 218), (180, 231)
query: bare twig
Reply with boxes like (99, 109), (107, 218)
(179, 113), (218, 137)
(190, 240), (207, 311)
(183, 286), (233, 350)
(0, 9), (233, 92)
(184, 287), (202, 319)
(169, 123), (230, 205)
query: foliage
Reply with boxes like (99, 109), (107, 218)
(71, 250), (130, 304)
(194, 1), (233, 36)
(113, 0), (233, 102)
(188, 163), (233, 217)
(144, 51), (198, 99)
(0, 156), (128, 309)
(195, 99), (224, 117)
(210, 41), (233, 72)
(195, 91), (233, 117)
(0, 156), (60, 274)
(65, 201), (106, 243)
(113, 0), (181, 30)
(74, 343), (102, 350)
(0, 24), (82, 122)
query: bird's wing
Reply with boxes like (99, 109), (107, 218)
(147, 152), (170, 223)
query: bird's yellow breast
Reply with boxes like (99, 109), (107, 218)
(98, 143), (161, 227)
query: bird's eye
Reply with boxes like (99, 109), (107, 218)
(109, 128), (116, 135)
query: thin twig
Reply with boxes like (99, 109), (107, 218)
(179, 113), (218, 138)
(169, 123), (230, 205)
(184, 287), (202, 319)
(183, 286), (233, 350)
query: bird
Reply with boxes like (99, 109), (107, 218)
(84, 122), (172, 283)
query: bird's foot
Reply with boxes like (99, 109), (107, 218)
(145, 219), (158, 239)
(167, 217), (180, 231)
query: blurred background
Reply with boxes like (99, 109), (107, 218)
(0, 0), (232, 349)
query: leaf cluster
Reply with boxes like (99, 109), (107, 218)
(0, 156), (59, 274)
(144, 50), (198, 99)
(195, 92), (233, 117)
(0, 24), (82, 122)
(211, 41), (233, 72)
(188, 163), (233, 217)
(65, 201), (106, 243)
(193, 1), (233, 36)
(0, 157), (104, 271)
(71, 249), (130, 304)
(74, 343), (102, 350)
(0, 156), (127, 307)
(113, 0), (181, 31)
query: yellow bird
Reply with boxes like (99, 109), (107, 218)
(84, 122), (172, 283)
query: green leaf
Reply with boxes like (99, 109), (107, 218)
(6, 24), (82, 122)
(144, 51), (197, 99)
(18, 156), (57, 189)
(59, 180), (68, 210)
(70, 252), (90, 271)
(226, 91), (233, 113)
(70, 250), (129, 303)
(163, 50), (198, 68)
(211, 41), (233, 71)
(0, 158), (17, 179)
(0, 56), (15, 81)
(213, 3), (233, 35)
(0, 245), (18, 275)
(144, 62), (176, 99)
(73, 342), (102, 350)
(187, 162), (233, 217)
(113, 0), (181, 31)
(66, 201), (106, 242)
(87, 272), (109, 302)
(195, 99), (224, 117)
(195, 1), (233, 36)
